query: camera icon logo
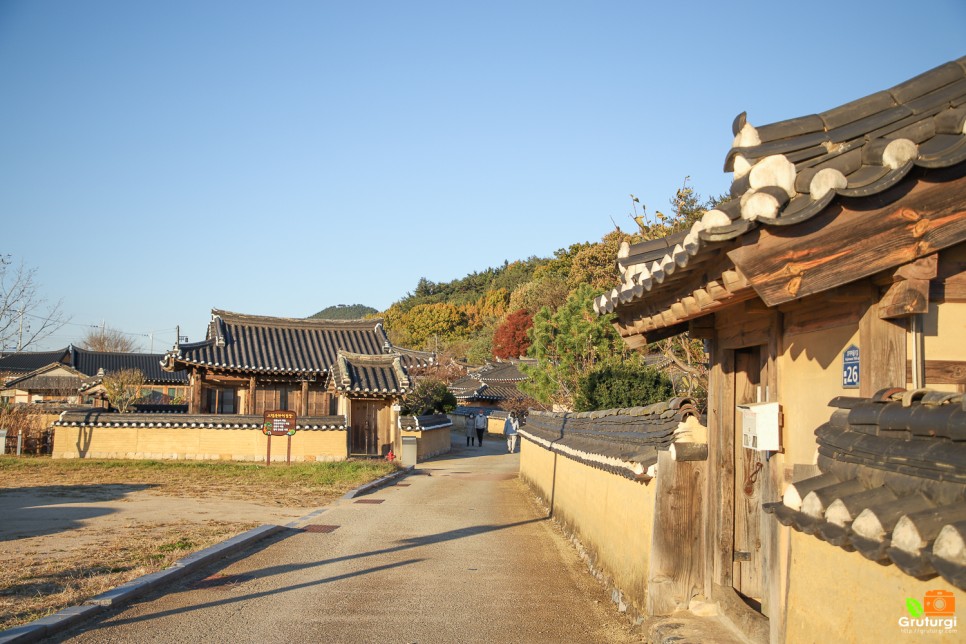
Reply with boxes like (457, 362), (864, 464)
(924, 590), (956, 617)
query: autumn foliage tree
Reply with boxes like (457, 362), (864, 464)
(492, 309), (533, 360)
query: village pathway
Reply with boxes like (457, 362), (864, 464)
(57, 435), (643, 644)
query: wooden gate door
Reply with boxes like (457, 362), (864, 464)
(349, 399), (390, 456)
(732, 345), (766, 612)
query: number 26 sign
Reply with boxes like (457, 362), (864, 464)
(843, 345), (860, 389)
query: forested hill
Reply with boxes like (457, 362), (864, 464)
(309, 304), (379, 319)
(381, 180), (718, 365)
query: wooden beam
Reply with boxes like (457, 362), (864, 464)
(728, 170), (966, 306)
(906, 360), (966, 385)
(689, 316), (715, 340)
(879, 279), (930, 318)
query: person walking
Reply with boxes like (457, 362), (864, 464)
(466, 414), (476, 447)
(474, 411), (487, 447)
(504, 412), (520, 453)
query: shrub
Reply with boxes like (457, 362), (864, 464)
(574, 363), (674, 412)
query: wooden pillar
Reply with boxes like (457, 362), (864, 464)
(859, 287), (907, 397)
(248, 377), (256, 414)
(300, 380), (309, 417)
(648, 450), (705, 615)
(189, 369), (203, 414)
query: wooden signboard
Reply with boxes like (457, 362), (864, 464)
(263, 410), (297, 436)
(263, 410), (297, 465)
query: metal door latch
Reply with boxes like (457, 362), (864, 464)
(743, 461), (764, 496)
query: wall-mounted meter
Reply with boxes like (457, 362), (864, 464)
(737, 401), (781, 452)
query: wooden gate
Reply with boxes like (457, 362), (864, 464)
(732, 346), (766, 610)
(349, 399), (391, 456)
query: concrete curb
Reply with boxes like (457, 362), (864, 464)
(0, 524), (285, 644)
(341, 465), (414, 499)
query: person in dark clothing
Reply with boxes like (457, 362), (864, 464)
(466, 414), (477, 446)
(474, 411), (487, 447)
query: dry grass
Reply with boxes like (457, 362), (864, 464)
(0, 456), (398, 630)
(0, 457), (398, 507)
(0, 520), (256, 630)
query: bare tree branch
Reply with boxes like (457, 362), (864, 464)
(0, 256), (69, 351)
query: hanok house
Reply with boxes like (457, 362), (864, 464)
(532, 58), (966, 642)
(157, 309), (435, 457)
(449, 360), (533, 409)
(0, 346), (188, 406)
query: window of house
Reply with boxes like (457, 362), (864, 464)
(206, 388), (236, 414)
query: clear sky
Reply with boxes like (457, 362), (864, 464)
(1, 1), (964, 351)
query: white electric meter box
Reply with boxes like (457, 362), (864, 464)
(737, 401), (781, 452)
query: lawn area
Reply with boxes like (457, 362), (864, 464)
(0, 456), (398, 630)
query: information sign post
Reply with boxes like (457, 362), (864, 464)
(263, 410), (297, 466)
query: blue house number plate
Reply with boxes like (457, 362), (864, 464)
(843, 345), (860, 389)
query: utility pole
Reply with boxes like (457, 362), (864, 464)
(17, 304), (24, 351)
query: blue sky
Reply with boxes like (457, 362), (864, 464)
(1, 1), (964, 351)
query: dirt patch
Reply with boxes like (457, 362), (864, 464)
(0, 457), (397, 630)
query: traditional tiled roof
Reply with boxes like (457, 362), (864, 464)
(2, 347), (186, 391)
(518, 397), (701, 480)
(764, 389), (966, 589)
(474, 361), (531, 382)
(596, 57), (966, 338)
(391, 346), (437, 371)
(450, 361), (531, 403)
(2, 363), (85, 392)
(54, 410), (347, 430)
(398, 414), (453, 431)
(72, 348), (186, 385)
(0, 348), (70, 374)
(161, 309), (432, 376)
(448, 406), (496, 418)
(330, 351), (412, 396)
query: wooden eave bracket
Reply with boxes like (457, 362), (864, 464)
(615, 268), (753, 347)
(879, 254), (938, 319)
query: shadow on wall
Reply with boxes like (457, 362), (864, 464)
(784, 322), (874, 369)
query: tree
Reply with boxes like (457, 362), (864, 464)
(103, 368), (145, 412)
(81, 327), (139, 352)
(507, 275), (569, 315)
(566, 229), (642, 291)
(492, 309), (533, 360)
(520, 283), (627, 409)
(400, 379), (457, 416)
(0, 256), (69, 351)
(574, 363), (674, 412)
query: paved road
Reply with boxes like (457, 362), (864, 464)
(59, 436), (643, 643)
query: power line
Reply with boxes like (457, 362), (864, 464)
(17, 312), (176, 339)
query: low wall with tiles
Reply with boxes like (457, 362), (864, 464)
(52, 426), (350, 462)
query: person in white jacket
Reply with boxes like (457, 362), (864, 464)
(504, 412), (520, 453)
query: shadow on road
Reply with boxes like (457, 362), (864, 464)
(84, 516), (547, 632)
(0, 484), (156, 541)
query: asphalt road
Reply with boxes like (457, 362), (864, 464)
(58, 436), (643, 643)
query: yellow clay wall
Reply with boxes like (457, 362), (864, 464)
(785, 532), (964, 643)
(52, 426), (350, 462)
(399, 427), (451, 460)
(519, 437), (655, 615)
